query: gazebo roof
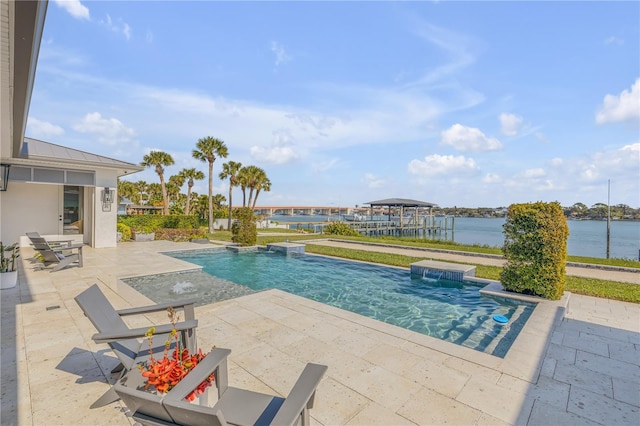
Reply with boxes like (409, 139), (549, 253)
(365, 198), (438, 208)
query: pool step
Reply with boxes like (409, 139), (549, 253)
(456, 305), (527, 354)
(483, 305), (527, 355)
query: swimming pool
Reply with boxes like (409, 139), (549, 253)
(123, 248), (536, 357)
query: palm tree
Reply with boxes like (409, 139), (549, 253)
(178, 168), (205, 216)
(134, 180), (149, 205)
(212, 194), (226, 210)
(192, 137), (228, 232)
(219, 161), (242, 230)
(238, 166), (264, 207)
(117, 179), (137, 204)
(238, 165), (268, 208)
(252, 175), (271, 209)
(141, 151), (174, 215)
(237, 166), (250, 207)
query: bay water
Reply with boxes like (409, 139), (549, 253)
(271, 215), (640, 260)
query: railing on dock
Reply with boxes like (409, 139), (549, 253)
(286, 215), (455, 236)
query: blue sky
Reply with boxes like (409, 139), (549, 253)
(27, 0), (640, 208)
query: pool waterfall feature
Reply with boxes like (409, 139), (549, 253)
(123, 247), (536, 358)
(410, 260), (476, 282)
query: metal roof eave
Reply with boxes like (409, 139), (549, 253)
(7, 156), (143, 177)
(365, 198), (439, 208)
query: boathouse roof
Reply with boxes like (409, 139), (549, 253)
(365, 198), (438, 208)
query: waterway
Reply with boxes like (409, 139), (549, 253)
(269, 215), (640, 260)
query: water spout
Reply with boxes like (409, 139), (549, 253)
(422, 269), (444, 282)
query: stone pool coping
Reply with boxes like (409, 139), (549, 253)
(116, 245), (569, 380)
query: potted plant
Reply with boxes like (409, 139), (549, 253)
(138, 308), (215, 402)
(1, 242), (20, 290)
(133, 226), (156, 242)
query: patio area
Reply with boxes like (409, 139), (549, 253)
(1, 240), (638, 425)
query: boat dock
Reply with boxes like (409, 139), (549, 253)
(286, 216), (455, 236)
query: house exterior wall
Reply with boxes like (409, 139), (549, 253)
(92, 169), (120, 248)
(1, 182), (60, 245)
(0, 168), (120, 248)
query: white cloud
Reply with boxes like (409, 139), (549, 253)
(100, 14), (132, 40)
(535, 132), (549, 144)
(72, 112), (135, 145)
(595, 78), (640, 124)
(407, 154), (478, 177)
(550, 157), (563, 166)
(604, 36), (624, 45)
(312, 158), (340, 173)
(26, 117), (65, 138)
(250, 145), (299, 164)
(522, 168), (546, 178)
(499, 113), (523, 136)
(441, 124), (502, 152)
(270, 41), (292, 68)
(362, 173), (386, 189)
(551, 142), (639, 184)
(482, 173), (501, 183)
(54, 0), (90, 21)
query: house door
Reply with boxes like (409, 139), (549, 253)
(59, 185), (84, 235)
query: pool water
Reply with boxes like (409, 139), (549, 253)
(125, 248), (536, 357)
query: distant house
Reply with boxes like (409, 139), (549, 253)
(0, 2), (143, 247)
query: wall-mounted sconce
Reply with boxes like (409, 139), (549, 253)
(102, 187), (114, 212)
(102, 187), (113, 203)
(0, 164), (11, 191)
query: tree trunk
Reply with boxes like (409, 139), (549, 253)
(252, 189), (261, 209)
(186, 183), (192, 216)
(247, 188), (255, 208)
(208, 162), (214, 233)
(160, 174), (169, 215)
(227, 185), (233, 230)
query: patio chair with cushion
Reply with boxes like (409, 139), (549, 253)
(75, 284), (198, 408)
(27, 233), (83, 272)
(114, 347), (328, 426)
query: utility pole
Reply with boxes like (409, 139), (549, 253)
(606, 179), (611, 259)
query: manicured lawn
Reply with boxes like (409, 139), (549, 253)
(303, 244), (640, 304)
(204, 231), (640, 302)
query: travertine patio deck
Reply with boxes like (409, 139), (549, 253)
(1, 240), (638, 425)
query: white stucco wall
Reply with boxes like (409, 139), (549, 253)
(0, 182), (62, 245)
(92, 169), (119, 248)
(0, 168), (121, 248)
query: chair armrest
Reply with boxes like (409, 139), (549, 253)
(164, 347), (231, 402)
(270, 363), (328, 426)
(92, 319), (198, 343)
(117, 299), (198, 316)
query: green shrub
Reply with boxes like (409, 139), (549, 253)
(154, 228), (207, 242)
(231, 207), (257, 246)
(501, 201), (569, 300)
(323, 222), (360, 237)
(116, 223), (132, 241)
(118, 215), (201, 231)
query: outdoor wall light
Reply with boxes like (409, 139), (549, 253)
(0, 164), (11, 191)
(102, 187), (113, 204)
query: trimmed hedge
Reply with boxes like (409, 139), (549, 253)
(231, 207), (257, 246)
(501, 201), (569, 300)
(117, 215), (201, 232)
